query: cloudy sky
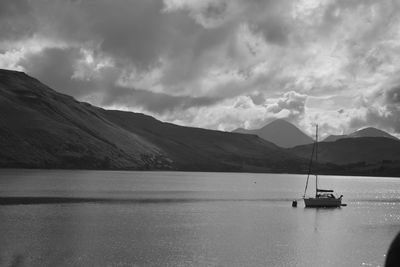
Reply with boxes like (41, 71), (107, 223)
(1, 0), (400, 137)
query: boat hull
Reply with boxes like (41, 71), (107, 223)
(304, 197), (342, 208)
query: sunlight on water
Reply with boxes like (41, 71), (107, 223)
(0, 170), (399, 266)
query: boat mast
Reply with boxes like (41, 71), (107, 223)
(315, 124), (318, 198)
(303, 125), (317, 198)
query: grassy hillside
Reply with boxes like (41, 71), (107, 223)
(323, 127), (398, 142)
(0, 69), (304, 172)
(0, 70), (169, 169)
(289, 137), (400, 165)
(3, 69), (399, 176)
(102, 110), (304, 172)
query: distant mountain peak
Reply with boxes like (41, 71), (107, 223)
(0, 69), (25, 75)
(350, 127), (398, 139)
(233, 127), (246, 132)
(263, 118), (293, 127)
(354, 126), (380, 133)
(323, 134), (347, 142)
(233, 119), (313, 148)
(323, 126), (398, 142)
(269, 118), (288, 124)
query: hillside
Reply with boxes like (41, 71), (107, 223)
(233, 119), (314, 148)
(323, 127), (398, 142)
(2, 69), (399, 176)
(0, 69), (167, 169)
(289, 137), (400, 165)
(349, 127), (398, 139)
(0, 69), (303, 172)
(101, 111), (306, 171)
(323, 134), (347, 142)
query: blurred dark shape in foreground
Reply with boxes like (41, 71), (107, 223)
(385, 232), (400, 267)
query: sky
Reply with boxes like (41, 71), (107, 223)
(1, 0), (400, 138)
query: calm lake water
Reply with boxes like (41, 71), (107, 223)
(0, 170), (399, 267)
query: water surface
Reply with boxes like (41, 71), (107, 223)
(0, 170), (399, 266)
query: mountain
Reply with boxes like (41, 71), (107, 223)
(289, 137), (400, 165)
(100, 111), (305, 172)
(0, 69), (303, 172)
(3, 69), (399, 176)
(233, 119), (314, 148)
(323, 134), (347, 142)
(349, 127), (398, 139)
(323, 127), (398, 142)
(0, 69), (165, 169)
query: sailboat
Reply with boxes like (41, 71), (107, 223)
(302, 125), (344, 208)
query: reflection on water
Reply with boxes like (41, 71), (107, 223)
(0, 170), (399, 266)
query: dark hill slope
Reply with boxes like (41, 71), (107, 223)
(0, 69), (166, 169)
(233, 119), (313, 148)
(101, 110), (304, 172)
(323, 134), (347, 142)
(0, 69), (304, 172)
(289, 137), (400, 165)
(349, 127), (398, 139)
(323, 127), (398, 142)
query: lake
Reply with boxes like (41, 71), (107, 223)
(0, 170), (399, 267)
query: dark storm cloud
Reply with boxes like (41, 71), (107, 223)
(349, 83), (400, 134)
(0, 0), (36, 41)
(385, 85), (400, 104)
(161, 24), (235, 87)
(83, 0), (169, 68)
(246, 1), (292, 45)
(44, 0), (224, 72)
(101, 86), (221, 114)
(19, 0), (171, 67)
(19, 47), (220, 114)
(10, 0), (232, 99)
(19, 47), (96, 97)
(255, 20), (289, 45)
(5, 0), (290, 88)
(248, 92), (266, 105)
(350, 107), (400, 134)
(202, 1), (228, 20)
